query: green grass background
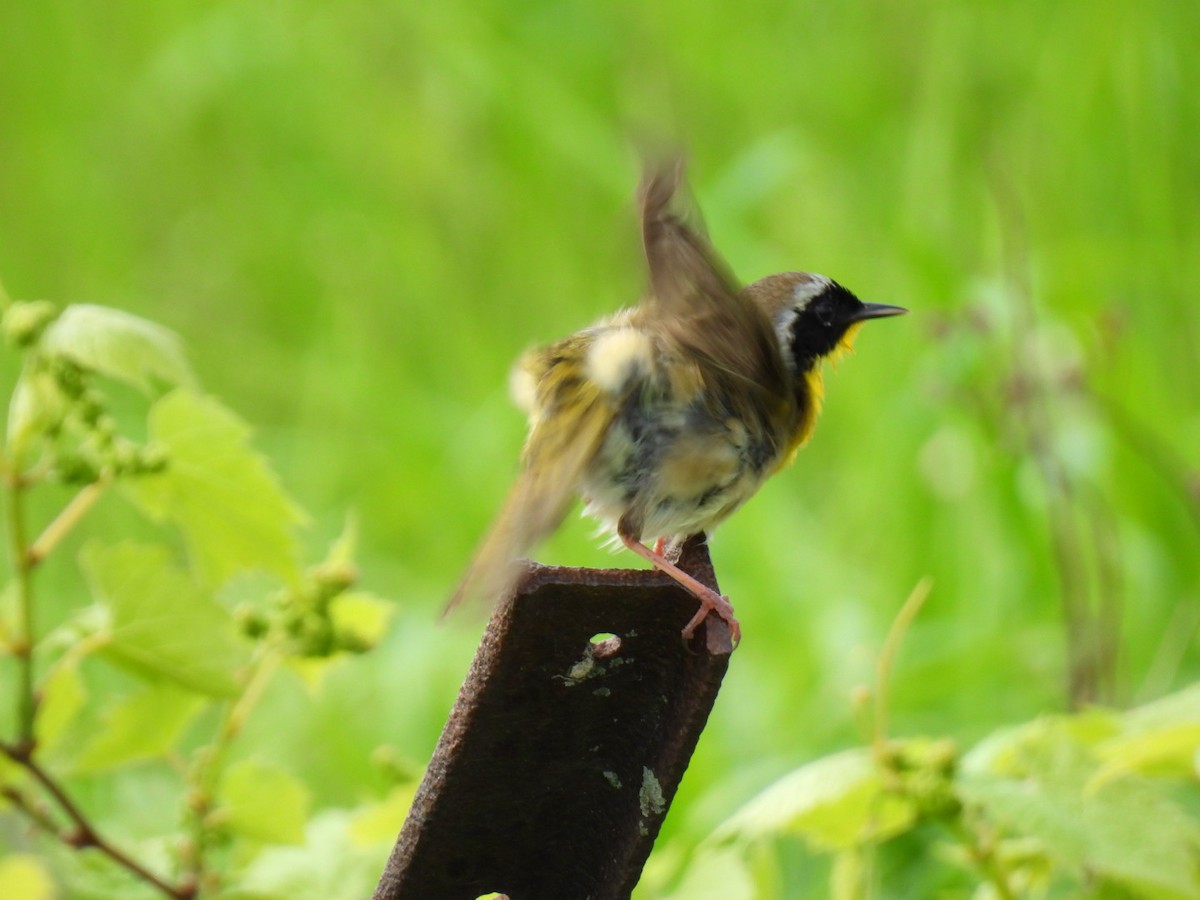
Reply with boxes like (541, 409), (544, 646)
(2, 0), (1198, 895)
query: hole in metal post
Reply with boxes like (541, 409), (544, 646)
(589, 633), (622, 658)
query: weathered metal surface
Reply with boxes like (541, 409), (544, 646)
(373, 536), (732, 900)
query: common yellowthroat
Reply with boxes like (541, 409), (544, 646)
(451, 161), (905, 642)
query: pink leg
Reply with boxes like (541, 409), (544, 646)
(619, 533), (741, 644)
(652, 536), (668, 555)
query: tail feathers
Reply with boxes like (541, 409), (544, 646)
(444, 467), (575, 617)
(445, 277), (618, 618)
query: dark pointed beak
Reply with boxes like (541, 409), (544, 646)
(848, 302), (908, 323)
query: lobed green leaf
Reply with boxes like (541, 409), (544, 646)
(218, 759), (311, 845)
(82, 540), (246, 696)
(1090, 684), (1200, 784)
(1121, 684), (1200, 734)
(126, 389), (305, 587)
(712, 748), (918, 852)
(960, 720), (1200, 898)
(39, 304), (193, 393)
(224, 810), (390, 899)
(1093, 724), (1200, 788)
(73, 683), (206, 774)
(34, 660), (87, 756)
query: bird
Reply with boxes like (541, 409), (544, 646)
(449, 160), (906, 643)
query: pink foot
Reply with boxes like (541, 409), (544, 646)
(619, 533), (741, 645)
(679, 590), (741, 643)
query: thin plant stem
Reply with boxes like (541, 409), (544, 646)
(873, 577), (933, 758)
(184, 644), (282, 889)
(5, 474), (37, 749)
(199, 645), (282, 796)
(1, 784), (61, 834)
(27, 477), (109, 568)
(2, 468), (189, 898)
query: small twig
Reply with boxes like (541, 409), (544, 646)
(5, 474), (37, 749)
(873, 577), (933, 759)
(1, 466), (189, 899)
(183, 645), (282, 889)
(27, 477), (109, 568)
(1, 783), (62, 835)
(195, 645), (282, 798)
(1, 741), (194, 899)
(224, 648), (282, 743)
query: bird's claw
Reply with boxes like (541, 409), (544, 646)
(681, 589), (741, 645)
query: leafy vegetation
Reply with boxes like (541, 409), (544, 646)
(0, 297), (401, 897)
(2, 1), (1198, 897)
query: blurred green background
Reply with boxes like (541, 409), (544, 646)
(2, 0), (1198, 894)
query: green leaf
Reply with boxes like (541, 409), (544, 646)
(347, 784), (419, 844)
(39, 304), (193, 392)
(5, 364), (65, 462)
(1121, 683), (1200, 734)
(325, 514), (358, 567)
(331, 592), (394, 649)
(660, 846), (757, 900)
(2, 299), (58, 347)
(127, 389), (305, 586)
(712, 748), (918, 852)
(226, 810), (386, 899)
(965, 711), (1122, 776)
(74, 682), (206, 773)
(219, 759), (311, 845)
(0, 854), (55, 900)
(82, 540), (246, 695)
(1094, 724), (1200, 787)
(960, 720), (1200, 899)
(34, 659), (87, 755)
(1092, 684), (1200, 783)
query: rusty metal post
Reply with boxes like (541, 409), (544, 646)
(373, 535), (733, 900)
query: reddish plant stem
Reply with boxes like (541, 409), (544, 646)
(1, 741), (195, 900)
